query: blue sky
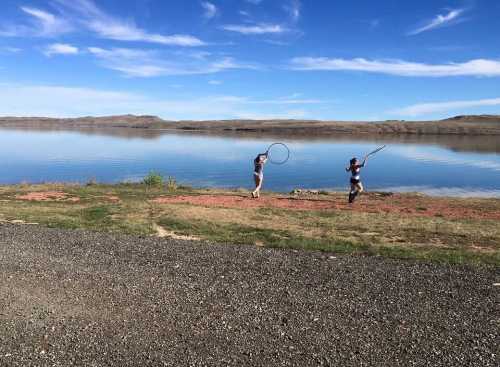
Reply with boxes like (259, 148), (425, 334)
(0, 0), (499, 120)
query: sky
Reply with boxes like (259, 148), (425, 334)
(0, 0), (499, 120)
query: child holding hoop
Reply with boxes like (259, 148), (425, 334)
(252, 153), (268, 198)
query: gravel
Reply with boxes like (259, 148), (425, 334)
(0, 223), (498, 366)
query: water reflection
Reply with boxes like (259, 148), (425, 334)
(0, 128), (499, 197)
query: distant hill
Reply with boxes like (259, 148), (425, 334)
(441, 115), (500, 123)
(0, 114), (499, 135)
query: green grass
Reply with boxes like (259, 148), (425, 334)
(157, 215), (497, 265)
(0, 183), (499, 265)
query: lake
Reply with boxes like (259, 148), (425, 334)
(1, 128), (500, 197)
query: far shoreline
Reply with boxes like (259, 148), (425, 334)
(1, 113), (500, 136)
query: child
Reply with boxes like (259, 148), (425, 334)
(346, 155), (368, 203)
(252, 153), (268, 198)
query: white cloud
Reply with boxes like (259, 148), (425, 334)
(44, 43), (79, 56)
(53, 0), (205, 46)
(87, 47), (258, 77)
(222, 23), (287, 34)
(409, 8), (466, 35)
(201, 2), (218, 19)
(0, 6), (71, 37)
(284, 0), (301, 22)
(0, 83), (319, 120)
(290, 57), (500, 77)
(391, 97), (500, 116)
(208, 80), (222, 85)
(245, 0), (264, 4)
(20, 6), (72, 36)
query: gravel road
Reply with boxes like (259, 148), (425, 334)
(0, 224), (498, 366)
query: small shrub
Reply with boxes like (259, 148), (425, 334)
(143, 171), (163, 187)
(86, 177), (97, 186)
(166, 176), (178, 191)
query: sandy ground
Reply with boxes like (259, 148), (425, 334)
(15, 191), (80, 202)
(0, 223), (498, 366)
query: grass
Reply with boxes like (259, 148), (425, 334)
(0, 182), (499, 265)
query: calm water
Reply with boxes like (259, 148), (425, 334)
(1, 128), (500, 197)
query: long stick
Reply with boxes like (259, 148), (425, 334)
(366, 145), (386, 157)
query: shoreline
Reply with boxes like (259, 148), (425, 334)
(1, 182), (498, 265)
(1, 114), (500, 136)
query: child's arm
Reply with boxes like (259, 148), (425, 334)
(360, 155), (368, 167)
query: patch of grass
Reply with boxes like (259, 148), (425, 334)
(1, 183), (499, 265)
(376, 245), (500, 265)
(82, 206), (112, 221)
(166, 176), (178, 192)
(157, 215), (497, 264)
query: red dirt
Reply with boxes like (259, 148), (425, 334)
(103, 195), (120, 202)
(15, 191), (80, 202)
(152, 193), (500, 221)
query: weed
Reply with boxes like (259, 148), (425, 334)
(166, 176), (178, 192)
(143, 172), (163, 187)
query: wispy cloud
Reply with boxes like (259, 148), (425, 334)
(0, 6), (71, 37)
(43, 43), (79, 56)
(51, 0), (205, 46)
(245, 0), (264, 4)
(208, 80), (222, 85)
(0, 46), (22, 53)
(408, 8), (466, 35)
(391, 97), (500, 116)
(284, 0), (301, 22)
(222, 23), (287, 34)
(88, 47), (258, 77)
(247, 97), (327, 105)
(368, 19), (380, 28)
(290, 57), (500, 77)
(21, 6), (72, 36)
(0, 83), (318, 120)
(201, 2), (218, 19)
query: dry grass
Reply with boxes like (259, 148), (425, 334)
(0, 183), (499, 265)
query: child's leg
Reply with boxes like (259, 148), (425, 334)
(356, 182), (364, 193)
(348, 183), (356, 203)
(253, 175), (263, 197)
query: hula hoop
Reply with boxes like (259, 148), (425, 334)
(265, 142), (290, 165)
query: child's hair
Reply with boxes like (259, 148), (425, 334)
(350, 157), (357, 165)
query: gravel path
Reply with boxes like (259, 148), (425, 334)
(0, 224), (498, 366)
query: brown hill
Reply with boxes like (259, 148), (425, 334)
(0, 114), (499, 135)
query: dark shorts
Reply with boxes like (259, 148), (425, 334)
(350, 178), (360, 185)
